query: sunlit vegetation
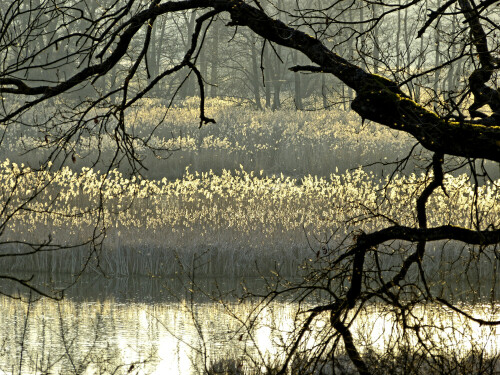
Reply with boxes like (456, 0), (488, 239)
(1, 98), (419, 179)
(1, 0), (499, 372)
(1, 158), (498, 280)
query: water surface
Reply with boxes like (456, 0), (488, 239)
(1, 275), (499, 374)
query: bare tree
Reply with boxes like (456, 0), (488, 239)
(1, 0), (500, 372)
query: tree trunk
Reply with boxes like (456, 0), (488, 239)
(250, 33), (263, 110)
(264, 44), (272, 108)
(322, 74), (329, 109)
(179, 11), (197, 99)
(292, 50), (303, 110)
(210, 20), (219, 98)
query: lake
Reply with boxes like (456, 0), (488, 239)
(1, 275), (499, 374)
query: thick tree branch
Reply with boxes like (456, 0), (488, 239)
(210, 1), (500, 162)
(359, 224), (500, 247)
(436, 297), (500, 326)
(458, 0), (500, 121)
(376, 154), (445, 298)
(0, 0), (207, 122)
(1, 0), (500, 162)
(331, 319), (371, 375)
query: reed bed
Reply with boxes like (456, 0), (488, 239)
(0, 160), (498, 278)
(0, 98), (420, 180)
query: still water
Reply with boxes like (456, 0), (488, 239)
(0, 275), (499, 374)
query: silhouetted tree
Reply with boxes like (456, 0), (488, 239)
(1, 0), (500, 372)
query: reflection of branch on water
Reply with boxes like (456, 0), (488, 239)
(0, 296), (154, 374)
(436, 297), (500, 326)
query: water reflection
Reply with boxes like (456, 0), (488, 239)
(0, 276), (499, 374)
